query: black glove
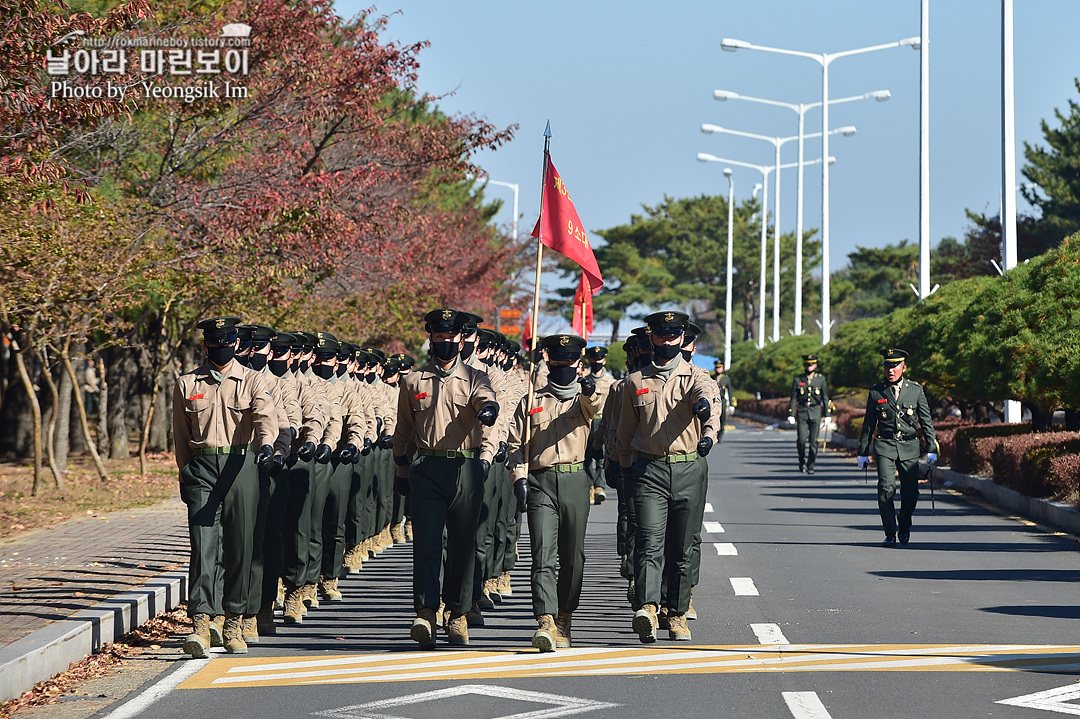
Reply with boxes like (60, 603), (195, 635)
(337, 444), (358, 463)
(376, 416), (383, 434)
(255, 444), (274, 471)
(476, 402), (499, 427)
(395, 473), (410, 496)
(297, 442), (316, 462)
(605, 462), (622, 490)
(579, 376), (596, 397)
(268, 455), (285, 477)
(361, 438), (373, 456)
(378, 434), (394, 450)
(479, 458), (491, 480)
(693, 398), (711, 421)
(513, 477), (529, 512)
(314, 443), (332, 463)
(393, 453), (411, 467)
(697, 436), (714, 457)
(494, 441), (508, 464)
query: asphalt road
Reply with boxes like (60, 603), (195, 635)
(92, 421), (1080, 719)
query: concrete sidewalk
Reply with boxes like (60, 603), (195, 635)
(0, 497), (189, 702)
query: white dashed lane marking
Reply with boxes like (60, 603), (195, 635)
(703, 521), (725, 533)
(783, 691), (835, 719)
(730, 577), (760, 596)
(704, 502), (714, 513)
(713, 542), (738, 555)
(751, 623), (790, 645)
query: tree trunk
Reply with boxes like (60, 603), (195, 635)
(12, 339), (43, 496)
(0, 356), (34, 458)
(107, 349), (132, 459)
(608, 317), (621, 345)
(96, 353), (109, 458)
(62, 340), (110, 481)
(1029, 404), (1054, 432)
(36, 349), (64, 491)
(55, 356), (72, 469)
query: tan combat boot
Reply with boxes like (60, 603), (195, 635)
(319, 576), (343, 602)
(497, 571), (512, 597)
(223, 612), (248, 654)
(555, 611), (572, 648)
(484, 577), (502, 604)
(446, 612), (469, 646)
(657, 607), (671, 631)
(477, 581), (495, 611)
(274, 578), (285, 611)
(390, 522), (405, 544)
(343, 544), (363, 574)
(380, 526), (392, 552)
(282, 585), (305, 624)
(256, 601), (276, 636)
(410, 607), (437, 648)
(209, 614), (225, 647)
(436, 599), (447, 628)
(594, 486), (606, 504)
(242, 614), (259, 644)
(362, 537), (375, 560)
(303, 582), (319, 609)
(404, 519), (413, 541)
(465, 601), (485, 627)
(532, 614), (557, 653)
(686, 588), (698, 620)
(633, 603), (658, 643)
(183, 613), (211, 658)
(667, 612), (692, 641)
(589, 486), (596, 504)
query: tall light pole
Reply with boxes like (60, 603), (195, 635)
(484, 179), (520, 241)
(713, 89), (889, 335)
(919, 0), (931, 300)
(1001, 0), (1021, 424)
(721, 36), (920, 344)
(698, 152), (834, 348)
(701, 124), (856, 342)
(724, 168), (734, 368)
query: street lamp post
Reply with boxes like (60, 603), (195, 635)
(721, 36), (920, 344)
(713, 89), (889, 335)
(701, 124), (856, 342)
(1001, 0), (1021, 424)
(698, 152), (835, 349)
(484, 179), (520, 241)
(724, 168), (734, 368)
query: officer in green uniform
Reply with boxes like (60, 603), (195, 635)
(788, 354), (830, 474)
(508, 334), (600, 652)
(713, 360), (734, 439)
(857, 349), (938, 546)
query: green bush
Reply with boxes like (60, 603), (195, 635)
(951, 423), (1041, 475)
(729, 334), (821, 397)
(991, 433), (1080, 497)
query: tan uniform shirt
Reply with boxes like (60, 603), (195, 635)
(616, 356), (721, 468)
(262, 370), (295, 457)
(348, 378), (379, 444)
(392, 358), (498, 464)
(306, 373), (343, 447)
(172, 361), (278, 470)
(376, 378), (398, 438)
(507, 384), (602, 481)
(598, 377), (626, 454)
(591, 370), (617, 417)
(325, 376), (366, 450)
(280, 372), (328, 450)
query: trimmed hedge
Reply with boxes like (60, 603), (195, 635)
(990, 433), (1080, 503)
(951, 423), (1043, 475)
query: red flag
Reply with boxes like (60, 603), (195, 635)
(530, 156), (603, 293)
(522, 312), (532, 350)
(571, 274), (593, 340)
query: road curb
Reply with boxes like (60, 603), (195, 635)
(0, 569), (187, 703)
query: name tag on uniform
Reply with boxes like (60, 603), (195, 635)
(635, 388), (650, 395)
(529, 407), (544, 415)
(189, 393), (205, 400)
(414, 392), (428, 400)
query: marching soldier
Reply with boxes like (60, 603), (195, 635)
(583, 346), (615, 504)
(174, 317), (278, 658)
(392, 309), (500, 648)
(788, 354), (830, 474)
(713, 360), (734, 440)
(508, 334), (599, 652)
(617, 311), (719, 643)
(857, 349), (938, 546)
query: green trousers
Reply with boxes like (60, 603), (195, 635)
(322, 457), (353, 578)
(632, 457), (705, 613)
(795, 407), (822, 470)
(180, 453), (259, 617)
(304, 458), (333, 585)
(876, 453), (920, 536)
(281, 455), (314, 588)
(409, 455), (484, 614)
(474, 462), (506, 599)
(609, 459), (631, 559)
(345, 454), (368, 547)
(490, 461), (513, 578)
(584, 416), (605, 489)
(685, 456), (710, 590)
(526, 468), (591, 616)
(257, 465), (290, 608)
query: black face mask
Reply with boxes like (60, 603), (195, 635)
(680, 349), (693, 362)
(590, 362), (604, 375)
(548, 364), (578, 386)
(312, 363), (335, 380)
(653, 344), (681, 361)
(636, 354), (653, 370)
(461, 341), (475, 360)
(234, 353), (250, 367)
(268, 359), (290, 377)
(299, 360), (311, 374)
(248, 353), (268, 371)
(480, 353), (494, 366)
(503, 360), (514, 371)
(206, 345), (235, 367)
(365, 372), (376, 384)
(290, 357), (300, 373)
(431, 341), (459, 362)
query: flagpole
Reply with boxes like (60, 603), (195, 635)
(522, 121), (552, 481)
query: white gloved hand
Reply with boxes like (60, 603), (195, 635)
(787, 415), (796, 425)
(927, 453), (938, 464)
(857, 456), (870, 470)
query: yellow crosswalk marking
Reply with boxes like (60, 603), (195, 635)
(177, 644), (1080, 689)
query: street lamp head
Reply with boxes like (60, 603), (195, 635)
(723, 168), (733, 177)
(838, 126), (857, 137)
(697, 152), (719, 163)
(713, 90), (739, 101)
(752, 182), (762, 199)
(899, 36), (922, 50)
(701, 124), (723, 134)
(868, 90), (891, 102)
(827, 156), (837, 165)
(720, 38), (750, 52)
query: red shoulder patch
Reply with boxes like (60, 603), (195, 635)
(799, 382), (806, 386)
(189, 393), (204, 401)
(529, 406), (544, 415)
(877, 398), (888, 404)
(635, 388), (650, 396)
(414, 392), (428, 400)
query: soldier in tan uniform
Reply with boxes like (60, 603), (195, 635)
(582, 346), (616, 504)
(173, 317), (278, 658)
(617, 311), (719, 643)
(508, 334), (600, 652)
(392, 309), (500, 647)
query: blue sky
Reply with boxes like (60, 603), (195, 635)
(335, 0), (1080, 336)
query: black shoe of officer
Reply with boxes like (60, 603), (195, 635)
(807, 467), (815, 474)
(882, 535), (896, 547)
(898, 530), (910, 545)
(798, 462), (805, 473)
